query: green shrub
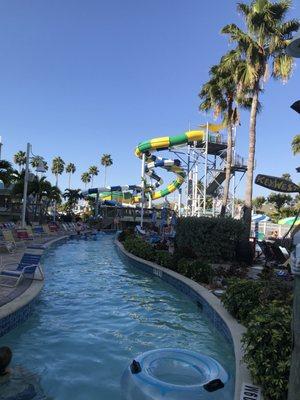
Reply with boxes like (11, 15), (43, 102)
(242, 302), (292, 400)
(222, 279), (265, 324)
(177, 258), (194, 276)
(177, 258), (214, 284)
(155, 251), (175, 269)
(189, 260), (214, 284)
(123, 236), (156, 262)
(175, 217), (245, 262)
(222, 278), (293, 325)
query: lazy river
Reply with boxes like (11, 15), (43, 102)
(1, 234), (235, 399)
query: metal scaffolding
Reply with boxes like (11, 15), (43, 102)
(168, 124), (247, 217)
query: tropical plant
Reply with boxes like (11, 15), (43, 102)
(30, 156), (48, 172)
(51, 156), (65, 187)
(81, 172), (91, 189)
(268, 192), (293, 212)
(88, 165), (99, 187)
(199, 55), (251, 217)
(101, 154), (113, 186)
(282, 173), (292, 181)
(63, 188), (82, 215)
(292, 135), (300, 155)
(0, 160), (17, 187)
(65, 163), (76, 189)
(221, 0), (299, 235)
(12, 174), (61, 222)
(13, 151), (26, 172)
(252, 196), (266, 211)
(243, 302), (292, 400)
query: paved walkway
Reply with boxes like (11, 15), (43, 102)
(0, 234), (69, 308)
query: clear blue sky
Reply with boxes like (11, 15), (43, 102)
(0, 0), (299, 198)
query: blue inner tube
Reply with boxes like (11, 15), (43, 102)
(121, 348), (229, 400)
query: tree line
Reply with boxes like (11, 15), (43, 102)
(13, 152), (113, 189)
(0, 152), (113, 221)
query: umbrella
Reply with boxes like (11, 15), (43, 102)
(278, 216), (300, 226)
(252, 214), (270, 223)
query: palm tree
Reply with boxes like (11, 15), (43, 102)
(63, 188), (83, 215)
(0, 160), (16, 187)
(30, 156), (48, 172)
(13, 151), (26, 172)
(65, 163), (76, 189)
(221, 0), (299, 234)
(199, 55), (249, 217)
(12, 174), (61, 222)
(292, 135), (300, 155)
(88, 165), (99, 187)
(81, 172), (91, 189)
(101, 154), (113, 186)
(51, 156), (65, 187)
(282, 173), (292, 181)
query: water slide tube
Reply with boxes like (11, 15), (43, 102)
(82, 124), (223, 204)
(121, 348), (228, 400)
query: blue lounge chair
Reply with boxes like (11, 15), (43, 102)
(0, 250), (44, 287)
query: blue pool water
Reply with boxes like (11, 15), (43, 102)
(1, 234), (235, 399)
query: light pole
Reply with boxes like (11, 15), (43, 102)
(21, 143), (31, 228)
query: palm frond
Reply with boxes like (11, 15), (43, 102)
(272, 53), (294, 82)
(292, 135), (300, 155)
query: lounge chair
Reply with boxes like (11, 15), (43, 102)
(42, 224), (59, 235)
(48, 223), (59, 233)
(0, 249), (44, 287)
(2, 229), (25, 250)
(16, 229), (34, 241)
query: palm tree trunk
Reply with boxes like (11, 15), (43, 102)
(69, 173), (71, 189)
(91, 176), (94, 188)
(220, 122), (233, 217)
(243, 83), (259, 237)
(104, 167), (107, 186)
(55, 175), (58, 187)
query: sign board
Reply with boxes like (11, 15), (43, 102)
(255, 174), (300, 193)
(240, 383), (261, 400)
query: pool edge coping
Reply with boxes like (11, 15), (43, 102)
(115, 238), (258, 400)
(0, 235), (69, 323)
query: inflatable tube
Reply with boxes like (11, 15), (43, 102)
(121, 348), (228, 400)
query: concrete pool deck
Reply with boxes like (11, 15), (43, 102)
(0, 233), (70, 336)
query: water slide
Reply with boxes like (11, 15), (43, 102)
(83, 124), (223, 204)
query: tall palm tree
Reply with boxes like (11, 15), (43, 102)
(101, 154), (113, 186)
(65, 163), (76, 189)
(292, 135), (300, 155)
(0, 160), (16, 187)
(221, 0), (299, 234)
(88, 165), (99, 187)
(81, 172), (91, 189)
(199, 56), (250, 217)
(51, 156), (65, 187)
(13, 151), (26, 172)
